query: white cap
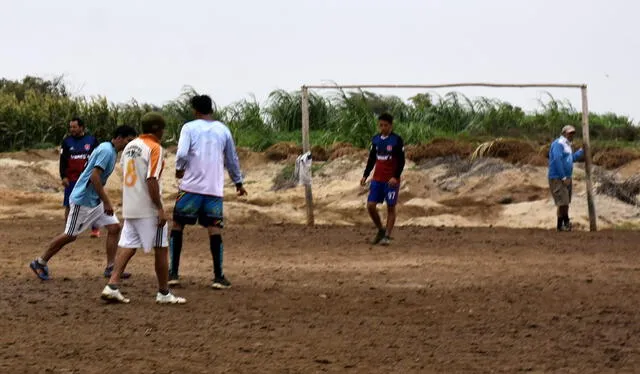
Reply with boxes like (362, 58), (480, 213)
(562, 125), (576, 134)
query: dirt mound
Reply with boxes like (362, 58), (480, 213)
(405, 138), (475, 163)
(265, 142), (302, 161)
(593, 148), (640, 169)
(329, 143), (367, 160)
(311, 145), (329, 161)
(471, 138), (537, 164)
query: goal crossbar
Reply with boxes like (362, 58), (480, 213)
(299, 82), (597, 231)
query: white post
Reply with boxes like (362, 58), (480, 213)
(301, 86), (315, 225)
(581, 85), (597, 231)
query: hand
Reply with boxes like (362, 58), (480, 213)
(103, 201), (114, 216)
(360, 177), (367, 187)
(157, 209), (167, 227)
(563, 178), (572, 186)
(175, 169), (185, 179)
(237, 186), (247, 196)
(388, 177), (399, 187)
(61, 178), (70, 188)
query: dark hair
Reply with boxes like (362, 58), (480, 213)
(190, 95), (214, 115)
(112, 125), (138, 139)
(378, 113), (393, 124)
(141, 112), (166, 134)
(70, 116), (85, 128)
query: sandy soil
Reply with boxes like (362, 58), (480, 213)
(2, 221), (640, 373)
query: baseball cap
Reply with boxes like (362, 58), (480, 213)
(562, 125), (576, 134)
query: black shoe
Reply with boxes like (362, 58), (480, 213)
(212, 276), (231, 290)
(372, 229), (386, 244)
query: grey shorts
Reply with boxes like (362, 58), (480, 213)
(549, 179), (572, 206)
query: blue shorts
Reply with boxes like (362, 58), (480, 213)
(367, 181), (399, 207)
(172, 191), (224, 228)
(63, 181), (77, 207)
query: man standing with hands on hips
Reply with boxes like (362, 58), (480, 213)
(548, 125), (584, 232)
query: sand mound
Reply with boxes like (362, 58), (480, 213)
(265, 142), (302, 161)
(470, 138), (538, 164)
(405, 138), (475, 163)
(0, 144), (639, 230)
(593, 148), (640, 169)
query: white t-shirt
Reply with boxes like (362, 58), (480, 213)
(121, 134), (165, 218)
(175, 119), (243, 197)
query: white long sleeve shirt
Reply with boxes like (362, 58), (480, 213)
(175, 119), (243, 197)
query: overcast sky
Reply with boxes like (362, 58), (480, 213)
(2, 0), (638, 121)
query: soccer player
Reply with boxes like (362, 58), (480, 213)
(360, 113), (405, 246)
(548, 125), (584, 232)
(101, 113), (186, 304)
(60, 117), (101, 238)
(29, 125), (138, 281)
(167, 94), (246, 288)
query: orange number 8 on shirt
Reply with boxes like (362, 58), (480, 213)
(125, 158), (137, 187)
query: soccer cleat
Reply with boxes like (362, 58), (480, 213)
(372, 229), (386, 245)
(379, 236), (391, 246)
(168, 275), (181, 286)
(156, 292), (186, 304)
(212, 276), (232, 290)
(29, 260), (50, 280)
(103, 265), (131, 279)
(100, 285), (130, 304)
(90, 228), (101, 238)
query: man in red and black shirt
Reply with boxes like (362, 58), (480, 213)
(60, 117), (101, 237)
(360, 113), (405, 245)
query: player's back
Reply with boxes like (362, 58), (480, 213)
(122, 134), (165, 219)
(176, 119), (231, 197)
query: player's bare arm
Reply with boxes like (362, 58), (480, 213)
(147, 177), (166, 227)
(89, 167), (113, 215)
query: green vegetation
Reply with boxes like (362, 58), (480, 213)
(0, 76), (637, 153)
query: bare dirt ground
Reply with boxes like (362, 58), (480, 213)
(2, 220), (640, 373)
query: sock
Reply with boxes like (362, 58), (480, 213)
(159, 289), (169, 295)
(37, 257), (47, 266)
(108, 284), (118, 290)
(557, 217), (563, 230)
(563, 215), (570, 226)
(210, 234), (223, 279)
(169, 230), (183, 276)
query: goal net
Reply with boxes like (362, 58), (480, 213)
(298, 83), (601, 231)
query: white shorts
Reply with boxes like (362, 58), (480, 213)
(65, 203), (120, 237)
(118, 217), (168, 253)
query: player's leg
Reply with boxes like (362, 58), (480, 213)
(62, 182), (73, 225)
(367, 181), (386, 244)
(380, 184), (400, 245)
(93, 209), (131, 278)
(201, 196), (230, 289)
(148, 220), (186, 304)
(30, 203), (87, 280)
(169, 191), (200, 285)
(101, 219), (139, 304)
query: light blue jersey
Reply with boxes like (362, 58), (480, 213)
(69, 142), (117, 207)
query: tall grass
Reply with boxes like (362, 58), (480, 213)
(0, 75), (637, 153)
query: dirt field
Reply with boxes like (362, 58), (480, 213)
(2, 219), (640, 373)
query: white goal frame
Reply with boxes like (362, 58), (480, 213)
(300, 83), (597, 231)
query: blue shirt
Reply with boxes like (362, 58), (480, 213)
(548, 136), (584, 179)
(69, 142), (117, 207)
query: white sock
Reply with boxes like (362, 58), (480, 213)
(37, 257), (47, 266)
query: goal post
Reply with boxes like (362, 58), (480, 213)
(300, 83), (597, 232)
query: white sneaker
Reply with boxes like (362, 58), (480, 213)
(101, 285), (130, 304)
(156, 292), (186, 304)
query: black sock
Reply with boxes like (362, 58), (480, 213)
(210, 234), (223, 279)
(108, 284), (118, 290)
(159, 289), (169, 295)
(563, 215), (570, 226)
(557, 217), (563, 230)
(169, 230), (183, 276)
